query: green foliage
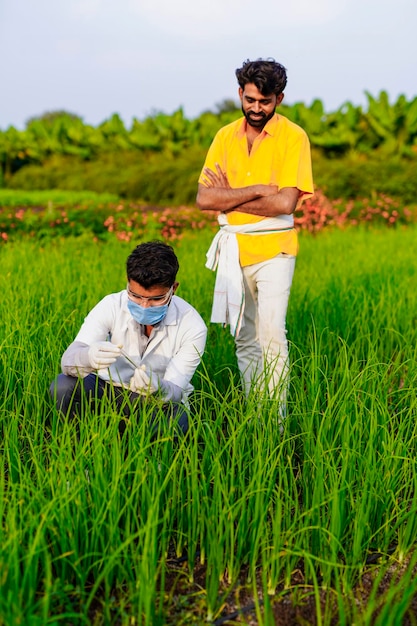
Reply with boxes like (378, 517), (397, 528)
(281, 99), (359, 154)
(277, 92), (417, 156)
(7, 153), (142, 194)
(2, 94), (417, 207)
(26, 109), (83, 126)
(7, 147), (208, 205)
(313, 152), (417, 202)
(364, 90), (417, 155)
(7, 147), (417, 208)
(121, 146), (207, 205)
(0, 188), (119, 206)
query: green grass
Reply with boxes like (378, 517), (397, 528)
(0, 226), (417, 625)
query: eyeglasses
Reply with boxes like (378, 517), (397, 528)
(126, 284), (173, 307)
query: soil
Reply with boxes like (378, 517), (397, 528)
(160, 551), (417, 625)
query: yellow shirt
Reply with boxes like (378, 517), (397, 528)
(199, 114), (314, 266)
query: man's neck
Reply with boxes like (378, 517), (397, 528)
(245, 122), (263, 154)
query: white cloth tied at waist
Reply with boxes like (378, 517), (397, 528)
(205, 213), (294, 337)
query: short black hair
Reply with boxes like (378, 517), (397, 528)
(235, 58), (287, 96)
(126, 241), (179, 288)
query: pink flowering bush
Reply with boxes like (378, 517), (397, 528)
(295, 189), (415, 233)
(0, 189), (415, 244)
(101, 204), (218, 243)
(0, 199), (218, 243)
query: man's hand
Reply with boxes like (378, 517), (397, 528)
(129, 365), (159, 395)
(202, 164), (278, 197)
(201, 164), (231, 189)
(88, 342), (122, 369)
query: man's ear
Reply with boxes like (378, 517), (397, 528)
(276, 93), (285, 106)
(238, 87), (243, 102)
(173, 281), (179, 293)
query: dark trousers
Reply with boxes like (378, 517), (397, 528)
(49, 373), (189, 435)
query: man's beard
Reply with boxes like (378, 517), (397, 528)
(242, 107), (275, 129)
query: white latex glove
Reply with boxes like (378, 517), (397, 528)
(87, 341), (122, 369)
(129, 365), (159, 395)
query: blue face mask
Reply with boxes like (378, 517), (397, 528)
(127, 299), (169, 326)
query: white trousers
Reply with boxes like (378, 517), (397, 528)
(235, 253), (296, 405)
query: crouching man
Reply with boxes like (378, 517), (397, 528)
(49, 240), (207, 436)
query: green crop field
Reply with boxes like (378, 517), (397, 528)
(1, 225), (417, 625)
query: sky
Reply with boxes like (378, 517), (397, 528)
(1, 0), (416, 130)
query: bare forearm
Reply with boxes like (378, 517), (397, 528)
(235, 188), (300, 217)
(196, 184), (265, 212)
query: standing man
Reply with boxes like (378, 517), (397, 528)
(197, 58), (313, 415)
(50, 241), (207, 435)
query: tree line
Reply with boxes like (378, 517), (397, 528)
(1, 91), (417, 206)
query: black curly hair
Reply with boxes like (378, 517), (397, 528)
(235, 58), (287, 96)
(126, 240), (179, 288)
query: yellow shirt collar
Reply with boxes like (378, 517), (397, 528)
(236, 113), (280, 139)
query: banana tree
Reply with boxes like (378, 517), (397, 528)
(0, 127), (28, 181)
(363, 91), (417, 155)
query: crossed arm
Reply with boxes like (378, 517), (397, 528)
(196, 163), (300, 217)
